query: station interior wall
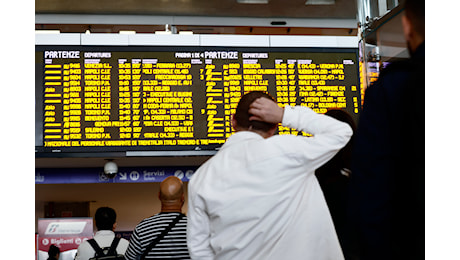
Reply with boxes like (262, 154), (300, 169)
(35, 181), (190, 233)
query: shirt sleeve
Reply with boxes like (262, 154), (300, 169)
(124, 227), (144, 260)
(74, 241), (94, 260)
(187, 177), (214, 260)
(280, 105), (353, 170)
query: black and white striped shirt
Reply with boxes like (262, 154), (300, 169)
(124, 212), (191, 260)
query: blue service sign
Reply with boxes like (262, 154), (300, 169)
(35, 166), (197, 184)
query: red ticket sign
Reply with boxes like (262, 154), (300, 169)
(37, 218), (93, 260)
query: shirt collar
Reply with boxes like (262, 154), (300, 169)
(220, 131), (263, 151)
(94, 230), (114, 236)
(412, 41), (425, 60)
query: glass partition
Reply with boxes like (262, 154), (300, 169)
(358, 2), (409, 93)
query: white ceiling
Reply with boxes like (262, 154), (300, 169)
(35, 0), (359, 34)
(36, 0), (357, 19)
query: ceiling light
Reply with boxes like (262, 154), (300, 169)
(179, 31), (194, 35)
(35, 30), (60, 34)
(155, 31), (172, 35)
(237, 0), (269, 4)
(119, 30), (136, 34)
(305, 0), (335, 5)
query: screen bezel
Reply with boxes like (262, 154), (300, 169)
(35, 45), (360, 158)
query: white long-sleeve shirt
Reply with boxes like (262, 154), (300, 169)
(75, 230), (129, 260)
(187, 105), (352, 260)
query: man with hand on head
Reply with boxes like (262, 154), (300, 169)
(187, 91), (353, 260)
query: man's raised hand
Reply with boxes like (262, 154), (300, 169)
(248, 97), (284, 124)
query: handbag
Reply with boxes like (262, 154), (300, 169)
(140, 213), (185, 260)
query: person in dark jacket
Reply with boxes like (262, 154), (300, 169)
(315, 109), (356, 255)
(348, 0), (425, 259)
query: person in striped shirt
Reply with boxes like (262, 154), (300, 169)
(124, 176), (191, 260)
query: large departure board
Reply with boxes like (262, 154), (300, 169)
(35, 46), (360, 155)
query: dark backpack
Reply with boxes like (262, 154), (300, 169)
(87, 237), (125, 260)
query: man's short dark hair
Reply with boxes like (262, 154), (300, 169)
(234, 91), (277, 132)
(403, 0), (425, 38)
(95, 207), (117, 231)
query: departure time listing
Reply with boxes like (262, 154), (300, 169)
(41, 49), (360, 149)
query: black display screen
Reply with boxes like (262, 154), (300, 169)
(35, 45), (360, 155)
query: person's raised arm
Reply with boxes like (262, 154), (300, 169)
(250, 97), (353, 170)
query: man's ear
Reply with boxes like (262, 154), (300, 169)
(232, 114), (238, 131)
(402, 14), (413, 46)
